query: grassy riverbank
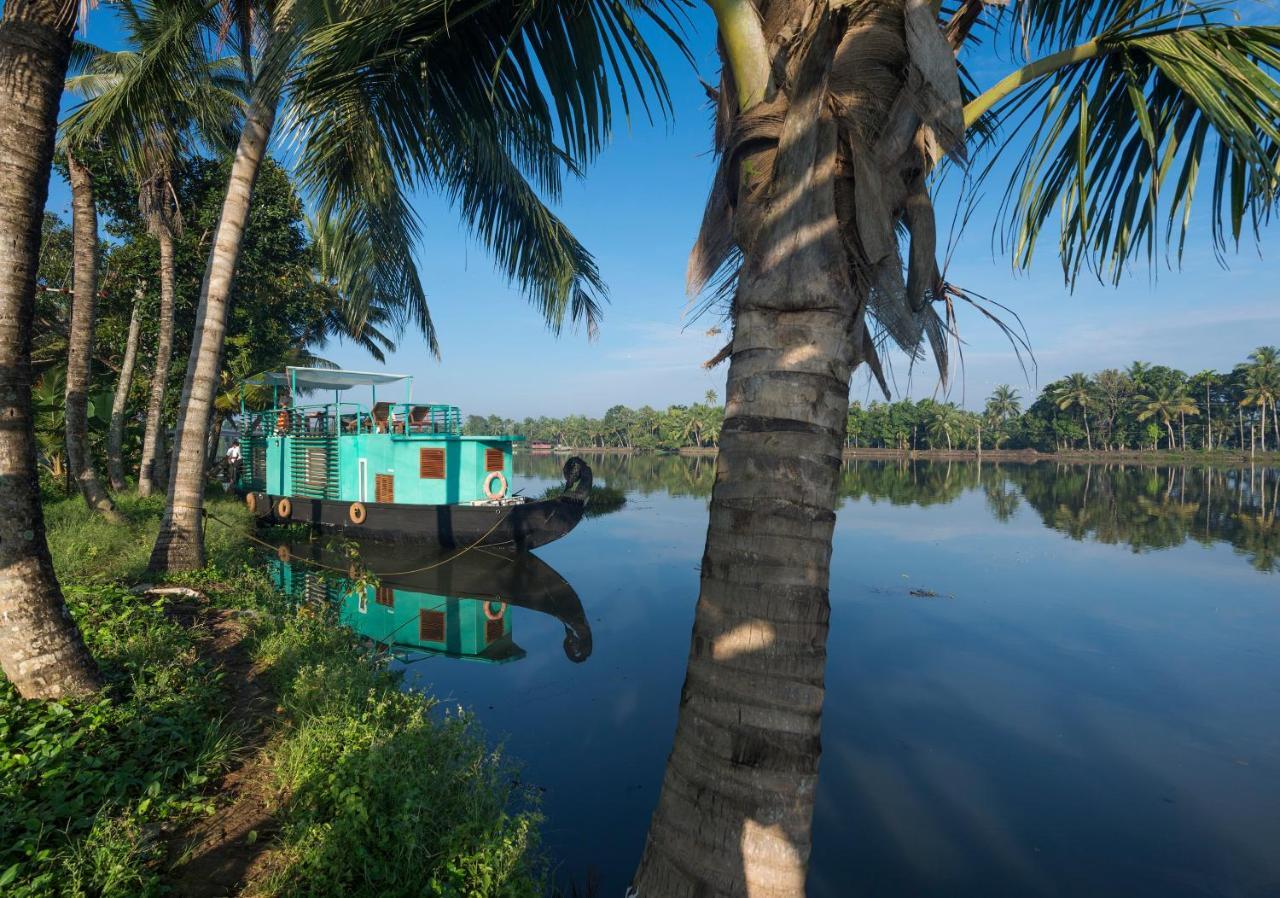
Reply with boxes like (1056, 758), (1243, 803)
(2, 492), (543, 897)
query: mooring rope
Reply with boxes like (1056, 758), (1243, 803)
(204, 506), (516, 579)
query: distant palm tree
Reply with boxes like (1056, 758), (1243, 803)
(1190, 369), (1220, 450)
(1244, 346), (1279, 448)
(1137, 386), (1200, 450)
(927, 405), (958, 451)
(986, 384), (1022, 421)
(1051, 373), (1096, 450)
(1241, 372), (1278, 453)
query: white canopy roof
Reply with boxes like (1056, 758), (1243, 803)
(245, 367), (411, 392)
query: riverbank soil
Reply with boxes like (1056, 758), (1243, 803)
(163, 600), (280, 897)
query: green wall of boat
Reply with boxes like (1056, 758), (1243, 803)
(264, 433), (520, 504)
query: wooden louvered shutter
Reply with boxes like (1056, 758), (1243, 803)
(419, 609), (445, 642)
(375, 473), (394, 503)
(375, 586), (394, 608)
(485, 617), (504, 643)
(485, 448), (504, 472)
(419, 448), (445, 479)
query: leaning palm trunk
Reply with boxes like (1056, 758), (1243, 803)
(0, 0), (103, 699)
(633, 0), (960, 891)
(107, 298), (142, 490)
(149, 91), (278, 572)
(64, 152), (122, 522)
(137, 225), (177, 496)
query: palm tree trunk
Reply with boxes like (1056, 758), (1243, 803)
(137, 225), (177, 496)
(632, 11), (861, 890)
(1083, 409), (1091, 451)
(0, 0), (103, 699)
(64, 152), (122, 522)
(205, 410), (224, 475)
(1167, 420), (1176, 451)
(107, 298), (142, 490)
(1261, 401), (1267, 453)
(149, 89), (278, 572)
(1205, 383), (1211, 450)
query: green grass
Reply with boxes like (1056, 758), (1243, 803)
(2, 491), (545, 897)
(0, 585), (233, 897)
(43, 489), (254, 584)
(251, 608), (543, 897)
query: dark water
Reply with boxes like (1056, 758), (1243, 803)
(276, 456), (1280, 897)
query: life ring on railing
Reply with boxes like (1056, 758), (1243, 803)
(348, 501), (367, 525)
(484, 601), (507, 621)
(275, 497), (292, 520)
(483, 471), (508, 500)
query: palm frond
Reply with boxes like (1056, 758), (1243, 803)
(968, 7), (1280, 284)
(291, 0), (690, 338)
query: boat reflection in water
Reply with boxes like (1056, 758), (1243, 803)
(268, 539), (591, 665)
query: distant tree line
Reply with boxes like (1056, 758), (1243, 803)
(463, 391), (725, 450)
(841, 349), (1278, 453)
(469, 350), (1280, 454)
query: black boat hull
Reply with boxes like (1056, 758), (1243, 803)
(248, 457), (592, 551)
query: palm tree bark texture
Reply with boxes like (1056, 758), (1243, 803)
(136, 223), (177, 496)
(65, 151), (122, 521)
(149, 90), (278, 572)
(632, 0), (961, 893)
(107, 299), (142, 490)
(0, 0), (103, 698)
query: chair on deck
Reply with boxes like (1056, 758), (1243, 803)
(408, 405), (432, 433)
(371, 402), (392, 434)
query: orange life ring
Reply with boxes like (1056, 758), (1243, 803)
(275, 497), (292, 519)
(483, 471), (508, 500)
(484, 601), (507, 621)
(247, 492), (270, 517)
(348, 502), (367, 525)
(245, 492), (258, 513)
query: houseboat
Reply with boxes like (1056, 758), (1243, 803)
(269, 538), (591, 664)
(236, 367), (592, 549)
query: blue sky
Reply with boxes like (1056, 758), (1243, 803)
(48, 5), (1279, 417)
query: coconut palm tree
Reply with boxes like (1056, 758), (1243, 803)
(62, 149), (123, 521)
(1244, 346), (1279, 446)
(0, 0), (104, 699)
(1241, 371), (1278, 453)
(106, 300), (143, 490)
(986, 384), (1022, 422)
(629, 2), (1280, 893)
(1050, 373), (1096, 450)
(1137, 386), (1200, 450)
(1189, 369), (1219, 450)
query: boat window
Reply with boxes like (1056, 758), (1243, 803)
(485, 448), (505, 472)
(485, 617), (504, 644)
(419, 609), (445, 643)
(375, 473), (395, 503)
(375, 587), (395, 608)
(419, 448), (446, 479)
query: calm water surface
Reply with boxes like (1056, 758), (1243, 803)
(278, 456), (1280, 897)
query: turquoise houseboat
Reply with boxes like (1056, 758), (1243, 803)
(237, 367), (591, 549)
(269, 538), (592, 664)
